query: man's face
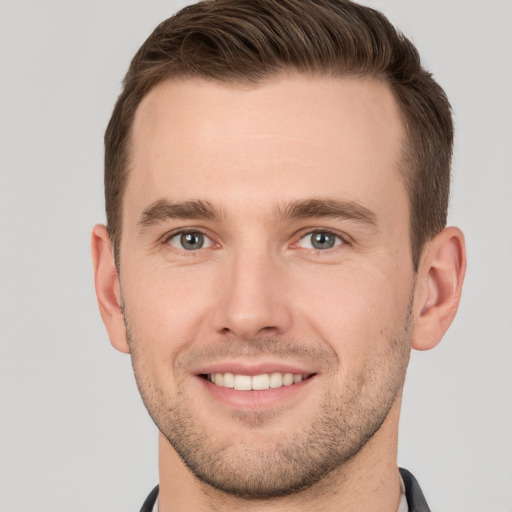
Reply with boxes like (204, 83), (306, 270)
(119, 76), (415, 497)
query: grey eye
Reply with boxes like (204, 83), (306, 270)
(181, 232), (204, 250)
(168, 231), (212, 251)
(298, 231), (342, 250)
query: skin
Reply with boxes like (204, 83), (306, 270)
(92, 75), (466, 511)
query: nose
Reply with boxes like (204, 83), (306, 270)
(213, 248), (293, 340)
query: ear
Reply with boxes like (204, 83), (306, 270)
(91, 225), (130, 354)
(412, 226), (466, 351)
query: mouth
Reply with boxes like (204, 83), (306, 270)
(201, 372), (314, 391)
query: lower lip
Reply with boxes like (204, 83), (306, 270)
(196, 375), (315, 408)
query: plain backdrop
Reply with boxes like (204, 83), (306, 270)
(1, 1), (511, 511)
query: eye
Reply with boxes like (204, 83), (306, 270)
(166, 231), (213, 251)
(298, 230), (343, 250)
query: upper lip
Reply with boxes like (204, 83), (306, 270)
(195, 361), (316, 377)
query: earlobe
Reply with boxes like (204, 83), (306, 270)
(412, 227), (466, 351)
(91, 224), (130, 354)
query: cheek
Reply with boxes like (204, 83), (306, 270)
(121, 264), (216, 374)
(291, 262), (412, 365)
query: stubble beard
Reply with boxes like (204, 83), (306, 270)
(125, 305), (412, 500)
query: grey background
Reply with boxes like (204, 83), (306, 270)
(1, 1), (511, 511)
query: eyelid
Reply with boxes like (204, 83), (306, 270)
(161, 227), (217, 251)
(293, 228), (350, 249)
(159, 226), (350, 253)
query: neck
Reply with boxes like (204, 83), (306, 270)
(157, 399), (403, 512)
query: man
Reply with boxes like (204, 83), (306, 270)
(92, 0), (466, 510)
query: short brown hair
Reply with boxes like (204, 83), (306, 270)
(104, 0), (453, 270)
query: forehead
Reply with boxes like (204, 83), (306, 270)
(126, 75), (406, 225)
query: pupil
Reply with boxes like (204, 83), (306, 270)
(312, 232), (334, 249)
(181, 232), (203, 250)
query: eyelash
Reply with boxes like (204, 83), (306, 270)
(294, 228), (348, 253)
(161, 228), (349, 255)
(162, 228), (215, 255)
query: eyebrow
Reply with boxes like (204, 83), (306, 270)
(138, 199), (223, 230)
(272, 198), (378, 228)
(137, 197), (378, 231)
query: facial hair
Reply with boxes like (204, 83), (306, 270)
(124, 302), (412, 500)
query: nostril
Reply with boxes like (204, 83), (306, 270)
(218, 325), (281, 340)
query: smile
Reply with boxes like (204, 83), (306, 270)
(206, 372), (311, 390)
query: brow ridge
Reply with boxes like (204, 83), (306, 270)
(138, 199), (222, 229)
(137, 197), (378, 231)
(273, 198), (378, 227)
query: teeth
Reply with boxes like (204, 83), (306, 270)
(208, 372), (308, 390)
(283, 373), (294, 386)
(251, 373), (270, 390)
(269, 372), (283, 388)
(223, 372), (235, 388)
(234, 375), (252, 391)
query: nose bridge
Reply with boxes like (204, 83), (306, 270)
(214, 240), (291, 339)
